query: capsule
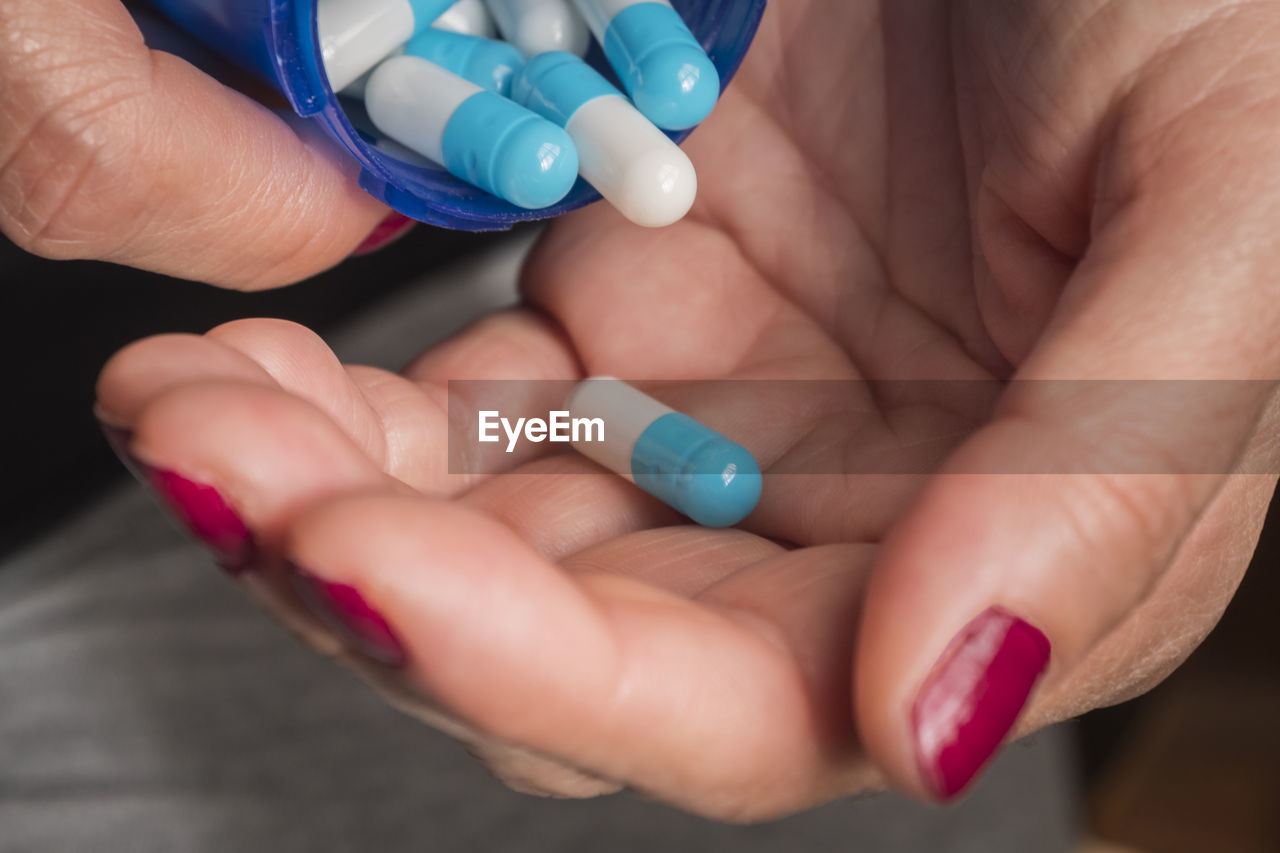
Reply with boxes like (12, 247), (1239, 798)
(483, 0), (591, 58)
(365, 55), (579, 208)
(512, 52), (695, 226)
(570, 0), (719, 130)
(317, 0), (456, 92)
(434, 0), (498, 37)
(405, 29), (525, 95)
(339, 47), (403, 100)
(566, 377), (762, 527)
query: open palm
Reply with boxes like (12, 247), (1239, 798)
(98, 0), (1280, 819)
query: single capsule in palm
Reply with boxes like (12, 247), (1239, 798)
(566, 377), (762, 528)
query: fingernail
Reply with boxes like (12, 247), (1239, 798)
(143, 467), (255, 574)
(351, 212), (415, 257)
(99, 421), (140, 472)
(290, 565), (406, 667)
(912, 607), (1050, 800)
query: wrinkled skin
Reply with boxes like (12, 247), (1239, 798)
(9, 0), (1279, 821)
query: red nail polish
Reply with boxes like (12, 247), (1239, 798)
(912, 607), (1050, 800)
(291, 566), (406, 667)
(351, 212), (415, 257)
(144, 467), (255, 574)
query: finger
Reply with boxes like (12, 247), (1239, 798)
(284, 493), (878, 820)
(120, 378), (411, 682)
(403, 308), (589, 483)
(1, 0), (388, 288)
(460, 455), (685, 560)
(97, 323), (421, 486)
(525, 215), (964, 544)
(562, 525), (785, 595)
(855, 85), (1280, 800)
(128, 380), (395, 559)
(99, 312), (580, 495)
(95, 332), (278, 425)
(124, 373), (619, 797)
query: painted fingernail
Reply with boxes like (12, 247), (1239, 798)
(143, 467), (255, 574)
(351, 212), (415, 257)
(290, 565), (406, 667)
(912, 607), (1050, 800)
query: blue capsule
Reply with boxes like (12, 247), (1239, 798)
(366, 55), (579, 209)
(440, 91), (580, 208)
(567, 378), (762, 527)
(630, 412), (762, 527)
(574, 0), (720, 130)
(403, 29), (525, 95)
(510, 50), (618, 125)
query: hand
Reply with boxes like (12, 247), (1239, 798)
(0, 0), (392, 288)
(95, 0), (1280, 819)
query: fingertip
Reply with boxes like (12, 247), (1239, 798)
(289, 560), (409, 667)
(129, 379), (385, 519)
(281, 492), (617, 743)
(95, 333), (273, 426)
(908, 607), (1051, 800)
(853, 476), (1058, 802)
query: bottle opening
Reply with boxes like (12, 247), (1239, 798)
(268, 0), (766, 230)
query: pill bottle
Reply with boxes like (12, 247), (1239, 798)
(145, 0), (768, 230)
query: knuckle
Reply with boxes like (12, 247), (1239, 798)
(1057, 468), (1202, 604)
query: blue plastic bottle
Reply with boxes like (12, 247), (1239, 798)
(145, 0), (767, 230)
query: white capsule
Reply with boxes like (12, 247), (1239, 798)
(318, 0), (453, 92)
(482, 0), (591, 57)
(567, 377), (674, 478)
(366, 56), (476, 165)
(365, 55), (579, 209)
(566, 378), (762, 528)
(571, 95), (695, 226)
(339, 47), (405, 99)
(433, 0), (498, 37)
(512, 51), (695, 227)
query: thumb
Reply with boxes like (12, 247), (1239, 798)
(855, 381), (1266, 801)
(854, 108), (1280, 800)
(1, 0), (389, 289)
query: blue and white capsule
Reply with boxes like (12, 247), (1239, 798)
(405, 29), (524, 95)
(484, 0), (591, 58)
(365, 55), (579, 208)
(512, 52), (695, 226)
(566, 378), (762, 528)
(571, 0), (719, 130)
(318, 0), (456, 92)
(433, 0), (498, 37)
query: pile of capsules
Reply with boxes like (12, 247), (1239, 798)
(320, 0), (720, 227)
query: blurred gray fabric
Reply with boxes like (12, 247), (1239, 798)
(0, 237), (1081, 852)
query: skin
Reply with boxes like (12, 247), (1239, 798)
(9, 0), (1280, 820)
(0, 0), (389, 287)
